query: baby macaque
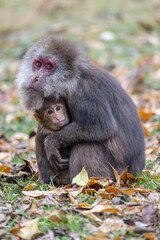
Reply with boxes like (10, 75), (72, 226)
(34, 99), (69, 131)
(34, 99), (70, 185)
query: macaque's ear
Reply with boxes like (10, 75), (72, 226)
(34, 112), (42, 124)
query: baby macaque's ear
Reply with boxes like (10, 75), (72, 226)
(34, 112), (42, 124)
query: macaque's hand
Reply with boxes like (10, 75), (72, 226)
(44, 134), (68, 170)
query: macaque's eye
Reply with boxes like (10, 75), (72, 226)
(48, 109), (54, 115)
(35, 61), (42, 68)
(56, 106), (61, 111)
(46, 63), (53, 70)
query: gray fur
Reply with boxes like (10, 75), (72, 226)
(16, 36), (145, 183)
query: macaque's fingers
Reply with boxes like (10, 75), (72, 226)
(49, 156), (69, 170)
(55, 159), (69, 169)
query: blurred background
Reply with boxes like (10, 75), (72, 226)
(0, 0), (160, 137)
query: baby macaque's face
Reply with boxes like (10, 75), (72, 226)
(34, 101), (69, 131)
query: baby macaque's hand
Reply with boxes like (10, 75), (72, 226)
(44, 135), (69, 170)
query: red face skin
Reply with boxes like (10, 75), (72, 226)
(29, 58), (57, 93)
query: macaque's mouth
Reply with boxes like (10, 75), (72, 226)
(29, 87), (43, 94)
(56, 119), (66, 126)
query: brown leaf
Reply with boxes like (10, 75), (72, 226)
(120, 167), (128, 183)
(85, 231), (111, 240)
(120, 188), (135, 195)
(82, 203), (120, 215)
(141, 122), (150, 137)
(138, 108), (153, 122)
(105, 186), (120, 194)
(109, 164), (128, 187)
(109, 164), (120, 187)
(144, 232), (157, 240)
(0, 164), (12, 173)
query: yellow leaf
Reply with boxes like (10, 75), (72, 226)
(72, 167), (89, 186)
(0, 164), (12, 173)
(138, 108), (153, 122)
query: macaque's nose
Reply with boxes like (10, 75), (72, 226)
(31, 75), (40, 84)
(56, 116), (61, 120)
(55, 114), (62, 121)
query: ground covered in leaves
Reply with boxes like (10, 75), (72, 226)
(0, 0), (160, 239)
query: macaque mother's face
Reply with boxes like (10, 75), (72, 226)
(15, 37), (80, 112)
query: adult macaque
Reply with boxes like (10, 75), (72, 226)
(34, 99), (70, 185)
(16, 36), (145, 183)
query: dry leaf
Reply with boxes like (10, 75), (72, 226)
(23, 182), (39, 191)
(144, 232), (157, 240)
(11, 218), (39, 240)
(0, 153), (12, 162)
(0, 164), (12, 173)
(138, 108), (153, 122)
(22, 188), (67, 198)
(72, 167), (89, 186)
(11, 133), (28, 141)
(49, 209), (66, 223)
(99, 217), (128, 233)
(82, 203), (120, 215)
(67, 186), (83, 197)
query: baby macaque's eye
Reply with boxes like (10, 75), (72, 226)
(56, 106), (61, 111)
(48, 109), (53, 115)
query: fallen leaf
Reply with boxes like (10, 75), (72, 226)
(49, 209), (66, 223)
(22, 188), (67, 197)
(82, 203), (120, 215)
(120, 188), (135, 195)
(138, 108), (153, 122)
(67, 186), (83, 197)
(11, 133), (28, 141)
(0, 164), (12, 173)
(144, 232), (157, 240)
(0, 153), (12, 162)
(10, 218), (39, 240)
(99, 217), (128, 233)
(23, 182), (39, 191)
(85, 230), (111, 240)
(72, 167), (89, 186)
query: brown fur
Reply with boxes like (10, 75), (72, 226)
(35, 99), (70, 185)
